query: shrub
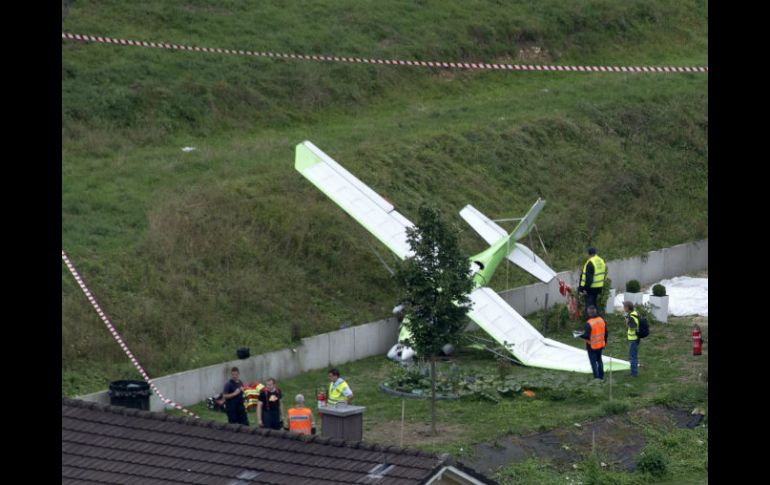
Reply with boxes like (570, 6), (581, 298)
(625, 279), (641, 293)
(637, 445), (669, 479)
(544, 303), (570, 331)
(636, 302), (656, 323)
(558, 303), (573, 327)
(582, 454), (602, 485)
(652, 284), (666, 297)
(597, 277), (613, 313)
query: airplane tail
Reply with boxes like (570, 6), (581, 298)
(460, 199), (556, 283)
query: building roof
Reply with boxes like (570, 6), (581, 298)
(62, 398), (455, 485)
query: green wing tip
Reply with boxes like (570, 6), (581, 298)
(295, 141), (321, 172)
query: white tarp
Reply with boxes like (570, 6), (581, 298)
(614, 276), (708, 316)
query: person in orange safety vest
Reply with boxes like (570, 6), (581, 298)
(576, 305), (608, 380)
(287, 394), (313, 435)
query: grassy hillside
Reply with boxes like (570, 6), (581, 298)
(62, 0), (707, 395)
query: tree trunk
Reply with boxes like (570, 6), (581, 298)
(430, 355), (437, 436)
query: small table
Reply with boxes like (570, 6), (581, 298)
(317, 404), (366, 441)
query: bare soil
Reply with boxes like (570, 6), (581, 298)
(461, 406), (701, 476)
(366, 419), (467, 448)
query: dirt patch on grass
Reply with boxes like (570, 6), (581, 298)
(515, 44), (552, 62)
(366, 419), (466, 448)
(462, 406), (697, 476)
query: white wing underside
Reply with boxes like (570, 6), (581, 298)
(507, 243), (557, 284)
(297, 141), (414, 260)
(459, 205), (508, 245)
(467, 287), (629, 373)
(459, 204), (556, 283)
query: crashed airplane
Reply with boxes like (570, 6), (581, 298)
(295, 141), (629, 373)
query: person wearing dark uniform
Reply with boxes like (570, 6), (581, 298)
(579, 247), (607, 316)
(222, 367), (249, 426)
(577, 305), (608, 380)
(257, 378), (283, 430)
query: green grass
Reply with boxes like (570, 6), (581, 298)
(495, 423), (708, 484)
(168, 312), (708, 484)
(62, 0), (707, 395)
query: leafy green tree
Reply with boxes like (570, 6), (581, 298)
(394, 205), (475, 435)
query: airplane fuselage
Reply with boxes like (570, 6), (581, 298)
(469, 234), (515, 288)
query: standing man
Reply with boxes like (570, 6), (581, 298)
(327, 368), (353, 405)
(623, 301), (640, 377)
(579, 247), (607, 316)
(257, 378), (283, 429)
(222, 367), (249, 426)
(287, 394), (314, 435)
(577, 305), (608, 380)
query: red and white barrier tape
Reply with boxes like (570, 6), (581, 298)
(61, 250), (199, 419)
(62, 32), (708, 74)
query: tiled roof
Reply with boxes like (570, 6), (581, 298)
(62, 398), (450, 484)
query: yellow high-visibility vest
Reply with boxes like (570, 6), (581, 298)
(328, 379), (351, 405)
(580, 255), (607, 289)
(627, 311), (639, 341)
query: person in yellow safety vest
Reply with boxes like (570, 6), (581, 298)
(287, 394), (314, 435)
(623, 301), (640, 378)
(327, 368), (353, 405)
(579, 247), (607, 317)
(576, 305), (608, 380)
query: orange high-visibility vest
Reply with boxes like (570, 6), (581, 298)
(586, 317), (607, 350)
(287, 407), (312, 435)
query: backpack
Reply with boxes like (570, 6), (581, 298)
(636, 315), (650, 339)
(207, 393), (226, 412)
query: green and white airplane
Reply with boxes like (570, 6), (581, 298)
(295, 141), (629, 373)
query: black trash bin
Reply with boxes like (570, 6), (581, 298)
(109, 380), (151, 410)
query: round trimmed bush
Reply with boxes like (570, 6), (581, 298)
(652, 284), (667, 297)
(625, 279), (641, 293)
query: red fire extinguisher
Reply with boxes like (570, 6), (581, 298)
(692, 324), (703, 356)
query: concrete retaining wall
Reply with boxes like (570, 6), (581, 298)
(78, 240), (706, 411)
(499, 238), (708, 315)
(79, 318), (399, 412)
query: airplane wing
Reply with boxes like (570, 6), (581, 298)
(460, 204), (556, 283)
(506, 243), (556, 283)
(467, 287), (630, 373)
(295, 140), (415, 260)
(459, 205), (508, 245)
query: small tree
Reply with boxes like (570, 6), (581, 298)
(394, 205), (475, 435)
